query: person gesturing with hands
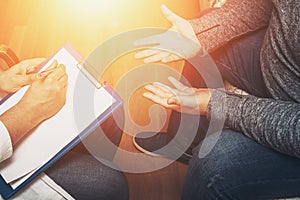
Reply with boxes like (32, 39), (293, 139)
(135, 5), (214, 115)
(135, 4), (203, 63)
(135, 5), (217, 117)
(135, 1), (300, 199)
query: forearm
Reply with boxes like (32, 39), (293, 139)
(189, 0), (273, 52)
(0, 103), (41, 146)
(208, 89), (300, 158)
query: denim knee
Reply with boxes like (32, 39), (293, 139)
(183, 129), (300, 199)
(182, 129), (260, 200)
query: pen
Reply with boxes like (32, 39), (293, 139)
(37, 68), (56, 79)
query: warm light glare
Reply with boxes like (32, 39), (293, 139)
(60, 0), (122, 16)
(0, 0), (200, 58)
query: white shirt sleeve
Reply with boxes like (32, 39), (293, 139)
(0, 121), (13, 163)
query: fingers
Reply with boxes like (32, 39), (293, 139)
(135, 46), (181, 63)
(134, 34), (161, 47)
(12, 74), (39, 89)
(26, 74), (40, 83)
(144, 51), (171, 63)
(152, 82), (178, 95)
(46, 60), (59, 71)
(135, 48), (177, 63)
(161, 4), (182, 24)
(45, 63), (66, 82)
(12, 58), (46, 74)
(142, 52), (181, 63)
(26, 64), (40, 74)
(145, 80), (198, 108)
(168, 76), (188, 91)
(134, 41), (182, 63)
(144, 84), (173, 98)
(135, 49), (160, 59)
(167, 96), (180, 105)
(161, 54), (181, 63)
(58, 74), (68, 88)
(143, 92), (170, 107)
(24, 58), (46, 73)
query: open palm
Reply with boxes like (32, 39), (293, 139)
(143, 76), (212, 115)
(135, 5), (202, 63)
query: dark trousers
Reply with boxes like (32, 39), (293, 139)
(46, 108), (129, 200)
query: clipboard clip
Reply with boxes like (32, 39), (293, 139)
(76, 60), (103, 89)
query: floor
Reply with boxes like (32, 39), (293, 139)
(115, 133), (189, 200)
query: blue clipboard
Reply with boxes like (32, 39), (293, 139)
(0, 44), (123, 199)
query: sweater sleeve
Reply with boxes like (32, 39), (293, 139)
(189, 0), (273, 52)
(208, 89), (300, 158)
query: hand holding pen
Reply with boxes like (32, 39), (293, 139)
(0, 58), (62, 95)
(36, 61), (58, 79)
(3, 59), (68, 145)
(18, 60), (68, 122)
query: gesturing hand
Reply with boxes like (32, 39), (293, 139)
(134, 5), (202, 63)
(0, 58), (45, 93)
(143, 76), (212, 115)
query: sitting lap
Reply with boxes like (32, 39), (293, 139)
(46, 110), (129, 200)
(182, 129), (300, 200)
(46, 151), (129, 200)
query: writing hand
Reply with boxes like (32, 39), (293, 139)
(18, 60), (68, 123)
(0, 60), (68, 145)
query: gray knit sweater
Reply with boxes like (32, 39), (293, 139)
(189, 0), (300, 158)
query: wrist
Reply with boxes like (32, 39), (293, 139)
(0, 103), (40, 146)
(16, 99), (44, 126)
(196, 89), (213, 115)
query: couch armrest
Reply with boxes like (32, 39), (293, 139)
(0, 44), (20, 71)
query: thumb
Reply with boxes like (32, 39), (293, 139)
(161, 4), (182, 25)
(17, 74), (39, 86)
(168, 95), (198, 108)
(167, 96), (180, 105)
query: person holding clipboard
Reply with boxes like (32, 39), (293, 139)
(0, 58), (129, 199)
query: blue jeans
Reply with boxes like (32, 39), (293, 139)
(179, 29), (300, 199)
(182, 129), (300, 199)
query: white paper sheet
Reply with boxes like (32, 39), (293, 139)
(0, 47), (116, 187)
(9, 168), (39, 189)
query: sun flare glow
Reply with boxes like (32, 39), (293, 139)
(0, 0), (199, 58)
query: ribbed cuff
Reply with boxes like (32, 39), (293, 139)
(206, 89), (245, 129)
